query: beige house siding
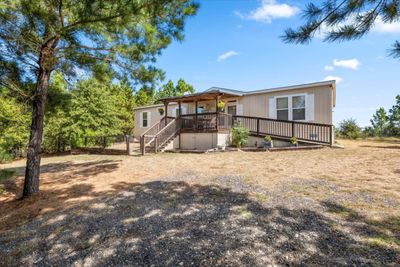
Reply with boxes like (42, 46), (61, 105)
(238, 84), (334, 124)
(133, 82), (335, 139)
(133, 104), (178, 138)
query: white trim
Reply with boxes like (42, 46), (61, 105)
(272, 93), (308, 121)
(246, 80), (335, 96)
(141, 111), (150, 128)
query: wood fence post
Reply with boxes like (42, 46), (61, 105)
(126, 135), (130, 155)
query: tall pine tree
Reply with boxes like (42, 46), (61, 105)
(0, 0), (198, 196)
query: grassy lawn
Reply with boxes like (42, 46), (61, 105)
(0, 139), (399, 265)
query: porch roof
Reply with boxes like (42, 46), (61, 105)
(159, 88), (243, 103)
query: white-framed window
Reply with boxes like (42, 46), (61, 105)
(292, 95), (306, 120)
(141, 111), (149, 128)
(275, 94), (306, 121)
(276, 97), (289, 120)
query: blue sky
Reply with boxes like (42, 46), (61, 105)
(156, 0), (400, 126)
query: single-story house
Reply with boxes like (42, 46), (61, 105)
(133, 80), (336, 153)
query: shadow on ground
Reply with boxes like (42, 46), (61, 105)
(0, 181), (398, 266)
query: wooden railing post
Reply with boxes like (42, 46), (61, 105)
(154, 137), (158, 153)
(291, 122), (295, 137)
(329, 125), (333, 146)
(216, 112), (219, 131)
(256, 118), (260, 135)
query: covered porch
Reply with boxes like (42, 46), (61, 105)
(159, 89), (243, 133)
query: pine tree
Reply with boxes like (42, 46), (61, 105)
(0, 0), (198, 196)
(370, 107), (388, 137)
(282, 1), (400, 58)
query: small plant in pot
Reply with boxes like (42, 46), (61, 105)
(263, 135), (273, 148)
(290, 137), (298, 147)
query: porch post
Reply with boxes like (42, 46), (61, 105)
(215, 95), (219, 131)
(195, 100), (198, 131)
(164, 101), (168, 126)
(178, 101), (182, 118)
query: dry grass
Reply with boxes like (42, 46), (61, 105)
(0, 139), (399, 235)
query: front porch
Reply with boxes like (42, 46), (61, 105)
(139, 89), (334, 154)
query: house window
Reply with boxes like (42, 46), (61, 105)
(275, 95), (306, 121)
(276, 97), (289, 120)
(292, 95), (305, 120)
(197, 106), (205, 113)
(227, 105), (237, 116)
(142, 112), (148, 128)
(175, 107), (180, 117)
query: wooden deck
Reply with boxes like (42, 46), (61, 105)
(140, 113), (333, 154)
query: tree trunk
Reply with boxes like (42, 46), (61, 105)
(23, 38), (58, 198)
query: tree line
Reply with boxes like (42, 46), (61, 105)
(336, 95), (400, 139)
(0, 71), (194, 162)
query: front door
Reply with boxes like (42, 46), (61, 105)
(227, 105), (237, 116)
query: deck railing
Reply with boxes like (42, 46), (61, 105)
(153, 118), (181, 153)
(180, 112), (232, 131)
(140, 113), (333, 154)
(140, 116), (175, 155)
(232, 115), (333, 145)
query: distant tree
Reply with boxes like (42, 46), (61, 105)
(42, 72), (72, 153)
(0, 0), (198, 196)
(282, 1), (400, 58)
(0, 93), (30, 161)
(338, 118), (362, 139)
(69, 79), (122, 141)
(156, 80), (176, 100)
(136, 87), (156, 106)
(370, 107), (389, 137)
(175, 78), (195, 95)
(363, 126), (375, 137)
(111, 79), (136, 135)
(388, 95), (400, 136)
(155, 78), (195, 101)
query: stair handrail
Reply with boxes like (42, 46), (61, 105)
(154, 118), (181, 152)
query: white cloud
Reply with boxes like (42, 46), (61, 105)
(316, 15), (400, 39)
(324, 65), (334, 71)
(373, 16), (400, 33)
(333, 58), (361, 70)
(217, 51), (240, 62)
(324, 75), (343, 84)
(235, 0), (299, 24)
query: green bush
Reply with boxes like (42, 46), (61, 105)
(338, 118), (362, 139)
(232, 123), (250, 148)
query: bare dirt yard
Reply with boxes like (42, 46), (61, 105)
(0, 139), (399, 266)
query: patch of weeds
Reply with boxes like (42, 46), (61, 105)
(251, 192), (268, 203)
(0, 169), (15, 182)
(324, 201), (359, 219)
(10, 242), (37, 258)
(209, 188), (224, 197)
(75, 239), (92, 251)
(242, 176), (254, 185)
(238, 206), (253, 219)
(366, 235), (400, 248)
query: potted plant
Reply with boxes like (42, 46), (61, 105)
(290, 137), (298, 147)
(158, 108), (164, 116)
(263, 135), (273, 148)
(217, 100), (226, 112)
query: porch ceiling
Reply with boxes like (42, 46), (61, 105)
(159, 89), (242, 103)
